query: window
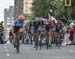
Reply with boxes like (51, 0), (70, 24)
(25, 2), (28, 4)
(66, 0), (69, 4)
(25, 10), (27, 12)
(26, 6), (28, 8)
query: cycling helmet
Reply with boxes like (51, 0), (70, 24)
(18, 15), (25, 21)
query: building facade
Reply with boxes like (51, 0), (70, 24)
(14, 0), (24, 19)
(14, 0), (33, 20)
(4, 9), (10, 27)
(23, 0), (33, 14)
(4, 6), (14, 29)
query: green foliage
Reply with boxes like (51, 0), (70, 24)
(32, 0), (48, 18)
(32, 0), (75, 20)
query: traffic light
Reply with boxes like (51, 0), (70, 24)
(65, 0), (71, 6)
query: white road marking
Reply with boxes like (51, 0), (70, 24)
(4, 45), (7, 49)
(6, 53), (10, 57)
(43, 57), (75, 59)
(5, 50), (9, 52)
(69, 50), (75, 53)
(3, 44), (11, 57)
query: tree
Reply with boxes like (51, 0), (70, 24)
(32, 0), (48, 18)
(32, 0), (65, 18)
(32, 0), (74, 20)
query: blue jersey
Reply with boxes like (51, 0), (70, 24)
(41, 25), (45, 31)
(33, 24), (39, 33)
(34, 25), (38, 33)
(14, 19), (24, 27)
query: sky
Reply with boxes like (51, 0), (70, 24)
(0, 0), (14, 22)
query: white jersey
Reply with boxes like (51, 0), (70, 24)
(69, 22), (74, 28)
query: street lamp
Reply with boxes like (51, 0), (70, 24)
(48, 8), (53, 19)
(49, 9), (53, 13)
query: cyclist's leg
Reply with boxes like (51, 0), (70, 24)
(46, 31), (49, 49)
(34, 33), (38, 50)
(56, 32), (60, 48)
(39, 31), (43, 49)
(55, 32), (58, 47)
(16, 32), (24, 53)
(48, 31), (52, 47)
(21, 33), (24, 44)
(13, 33), (16, 48)
(13, 26), (20, 48)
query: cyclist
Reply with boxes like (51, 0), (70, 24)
(29, 21), (33, 44)
(45, 19), (53, 49)
(56, 20), (62, 32)
(33, 21), (39, 49)
(55, 19), (63, 48)
(13, 15), (25, 53)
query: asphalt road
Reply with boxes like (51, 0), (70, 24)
(0, 43), (75, 59)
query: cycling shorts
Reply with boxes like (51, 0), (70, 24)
(14, 26), (21, 34)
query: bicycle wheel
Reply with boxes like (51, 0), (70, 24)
(34, 33), (39, 50)
(56, 33), (61, 48)
(15, 36), (20, 53)
(46, 36), (49, 49)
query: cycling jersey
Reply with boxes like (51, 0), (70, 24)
(14, 19), (24, 27)
(45, 24), (51, 32)
(55, 23), (62, 32)
(14, 19), (24, 33)
(41, 25), (45, 32)
(33, 22), (39, 33)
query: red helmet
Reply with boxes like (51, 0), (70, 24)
(57, 19), (61, 23)
(47, 19), (52, 24)
(18, 15), (25, 21)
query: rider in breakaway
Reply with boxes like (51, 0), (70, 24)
(12, 15), (25, 49)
